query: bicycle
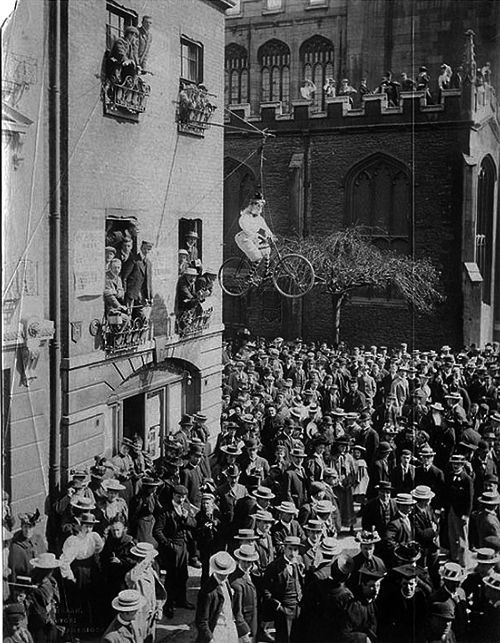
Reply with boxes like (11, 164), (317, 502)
(218, 237), (316, 299)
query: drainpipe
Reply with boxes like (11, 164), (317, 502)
(48, 0), (62, 498)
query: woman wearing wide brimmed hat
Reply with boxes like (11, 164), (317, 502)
(8, 509), (47, 585)
(330, 437), (357, 534)
(196, 551), (239, 643)
(60, 511), (104, 636)
(95, 478), (129, 537)
(27, 553), (62, 643)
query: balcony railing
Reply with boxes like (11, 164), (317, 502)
(101, 313), (152, 354)
(102, 74), (151, 122)
(176, 83), (217, 136)
(176, 306), (214, 338)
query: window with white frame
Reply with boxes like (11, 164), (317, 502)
(181, 37), (204, 84)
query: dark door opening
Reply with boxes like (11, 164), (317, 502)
(122, 393), (145, 443)
(2, 369), (11, 499)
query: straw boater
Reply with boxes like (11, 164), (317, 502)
(103, 589), (146, 642)
(229, 544), (259, 642)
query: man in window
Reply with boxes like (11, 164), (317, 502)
(124, 240), (153, 317)
(235, 192), (274, 268)
(137, 16), (152, 70)
(108, 26), (139, 84)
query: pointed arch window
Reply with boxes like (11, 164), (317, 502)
(345, 153), (412, 301)
(300, 35), (335, 112)
(258, 39), (290, 109)
(225, 43), (249, 105)
(476, 156), (497, 304)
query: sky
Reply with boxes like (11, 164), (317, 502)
(1, 0), (17, 28)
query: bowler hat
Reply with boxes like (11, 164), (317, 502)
(179, 414), (193, 426)
(173, 484), (189, 496)
(378, 441), (393, 454)
(376, 480), (393, 491)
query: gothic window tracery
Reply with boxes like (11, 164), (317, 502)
(258, 39), (290, 109)
(225, 43), (249, 105)
(300, 35), (335, 112)
(476, 155), (497, 304)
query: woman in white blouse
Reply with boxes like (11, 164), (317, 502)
(60, 511), (104, 635)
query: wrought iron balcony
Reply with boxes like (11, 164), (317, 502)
(102, 74), (151, 122)
(100, 313), (152, 354)
(176, 82), (217, 136)
(176, 306), (214, 337)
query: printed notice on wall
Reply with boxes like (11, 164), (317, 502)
(74, 231), (103, 296)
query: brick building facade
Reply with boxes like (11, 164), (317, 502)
(2, 0), (231, 517)
(223, 0), (500, 349)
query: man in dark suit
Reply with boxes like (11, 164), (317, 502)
(229, 544), (259, 643)
(124, 241), (153, 313)
(284, 447), (308, 508)
(181, 444), (205, 509)
(473, 491), (500, 548)
(384, 493), (416, 566)
(195, 551), (238, 643)
(354, 413), (380, 467)
(444, 454), (473, 566)
(153, 485), (196, 617)
(107, 26), (139, 83)
(390, 449), (416, 494)
(412, 485), (440, 585)
(216, 465), (248, 543)
(367, 442), (393, 498)
(262, 536), (304, 643)
(415, 445), (445, 509)
(175, 267), (199, 315)
(361, 481), (398, 555)
(271, 502), (305, 554)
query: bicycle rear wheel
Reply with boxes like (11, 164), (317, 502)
(272, 253), (315, 298)
(218, 256), (253, 296)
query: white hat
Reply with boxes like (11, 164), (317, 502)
(30, 553), (61, 569)
(111, 589), (146, 612)
(210, 551), (236, 576)
(130, 542), (158, 559)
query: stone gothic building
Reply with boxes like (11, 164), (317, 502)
(223, 0), (500, 349)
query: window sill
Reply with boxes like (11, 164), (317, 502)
(305, 3), (328, 9)
(262, 9), (284, 15)
(226, 13), (242, 18)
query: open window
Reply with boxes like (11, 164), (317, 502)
(105, 0), (138, 51)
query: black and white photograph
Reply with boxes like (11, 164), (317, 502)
(2, 0), (500, 641)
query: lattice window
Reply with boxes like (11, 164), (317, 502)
(300, 35), (335, 112)
(345, 153), (412, 300)
(258, 39), (291, 109)
(476, 155), (497, 304)
(225, 43), (249, 105)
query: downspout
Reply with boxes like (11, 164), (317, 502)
(48, 0), (62, 498)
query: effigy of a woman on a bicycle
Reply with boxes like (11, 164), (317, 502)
(219, 192), (316, 299)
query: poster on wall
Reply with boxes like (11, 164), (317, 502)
(146, 424), (161, 460)
(73, 231), (103, 297)
(145, 390), (162, 460)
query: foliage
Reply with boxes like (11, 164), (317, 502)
(278, 227), (444, 313)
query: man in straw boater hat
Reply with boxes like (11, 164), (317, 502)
(473, 490), (500, 549)
(229, 543), (259, 643)
(125, 542), (166, 643)
(412, 485), (441, 584)
(102, 589), (146, 642)
(475, 569), (500, 640)
(271, 501), (304, 554)
(414, 444), (445, 506)
(262, 535), (304, 643)
(444, 454), (473, 566)
(462, 547), (500, 629)
(430, 561), (468, 641)
(27, 552), (62, 642)
(195, 551), (239, 643)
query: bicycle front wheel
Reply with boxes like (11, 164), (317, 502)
(218, 256), (253, 297)
(272, 253), (315, 298)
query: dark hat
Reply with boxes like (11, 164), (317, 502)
(173, 484), (188, 496)
(4, 602), (26, 623)
(376, 480), (393, 491)
(431, 601), (455, 620)
(225, 464), (240, 478)
(394, 541), (422, 563)
(179, 414), (193, 426)
(80, 512), (99, 524)
(359, 565), (386, 579)
(378, 441), (393, 454)
(189, 443), (204, 456)
(142, 477), (161, 487)
(393, 564), (418, 579)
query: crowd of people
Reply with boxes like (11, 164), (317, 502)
(3, 333), (500, 642)
(299, 60), (493, 108)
